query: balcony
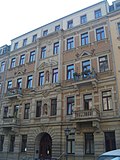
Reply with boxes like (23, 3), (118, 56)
(6, 87), (22, 99)
(73, 69), (98, 87)
(73, 108), (100, 122)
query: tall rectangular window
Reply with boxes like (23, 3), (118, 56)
(51, 98), (57, 116)
(17, 78), (22, 89)
(0, 135), (4, 151)
(24, 103), (30, 119)
(102, 90), (112, 111)
(32, 34), (37, 42)
(67, 96), (74, 115)
(27, 75), (33, 88)
(67, 37), (74, 50)
(105, 132), (116, 152)
(36, 101), (42, 117)
(67, 20), (73, 29)
(39, 72), (44, 86)
(80, 15), (87, 24)
(84, 94), (92, 110)
(20, 54), (25, 65)
(52, 68), (58, 83)
(14, 42), (18, 50)
(55, 25), (60, 31)
(41, 46), (46, 59)
(43, 30), (48, 36)
(21, 135), (27, 152)
(14, 105), (19, 118)
(67, 64), (74, 80)
(99, 55), (108, 72)
(95, 9), (102, 19)
(53, 42), (59, 55)
(10, 58), (16, 68)
(85, 133), (94, 154)
(82, 60), (90, 78)
(96, 27), (105, 41)
(7, 80), (12, 89)
(118, 23), (120, 35)
(81, 32), (88, 46)
(3, 106), (8, 118)
(1, 61), (5, 72)
(9, 135), (15, 152)
(67, 133), (75, 154)
(29, 50), (36, 62)
(23, 38), (27, 47)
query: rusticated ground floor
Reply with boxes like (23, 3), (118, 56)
(0, 120), (120, 160)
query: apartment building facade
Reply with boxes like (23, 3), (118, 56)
(0, 1), (120, 160)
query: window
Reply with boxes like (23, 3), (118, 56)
(39, 72), (44, 86)
(67, 96), (74, 115)
(32, 34), (37, 42)
(116, 2), (120, 9)
(14, 105), (19, 118)
(0, 83), (1, 92)
(36, 101), (42, 117)
(27, 75), (33, 88)
(80, 15), (87, 24)
(7, 80), (12, 89)
(82, 60), (90, 78)
(67, 64), (74, 80)
(95, 9), (102, 19)
(0, 135), (4, 151)
(104, 131), (116, 152)
(96, 27), (105, 41)
(9, 135), (15, 152)
(67, 133), (75, 154)
(102, 90), (112, 111)
(23, 38), (27, 47)
(118, 23), (120, 35)
(29, 50), (36, 62)
(10, 58), (16, 68)
(20, 54), (25, 65)
(55, 25), (60, 31)
(67, 20), (73, 29)
(85, 133), (94, 154)
(0, 61), (5, 72)
(17, 78), (22, 89)
(99, 55), (108, 72)
(24, 103), (30, 119)
(43, 30), (48, 36)
(84, 94), (92, 110)
(3, 106), (8, 118)
(14, 42), (18, 50)
(21, 135), (27, 152)
(41, 46), (46, 59)
(53, 42), (59, 55)
(67, 37), (74, 50)
(52, 68), (58, 83)
(51, 98), (57, 116)
(81, 32), (88, 46)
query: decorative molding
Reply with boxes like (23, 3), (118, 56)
(37, 59), (58, 70)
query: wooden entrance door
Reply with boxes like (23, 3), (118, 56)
(39, 133), (52, 159)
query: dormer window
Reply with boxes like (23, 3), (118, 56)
(23, 38), (27, 47)
(95, 9), (102, 19)
(43, 30), (48, 36)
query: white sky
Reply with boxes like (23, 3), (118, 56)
(0, 0), (113, 47)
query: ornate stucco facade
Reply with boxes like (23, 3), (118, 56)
(0, 1), (120, 160)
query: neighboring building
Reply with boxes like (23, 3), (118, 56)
(0, 1), (120, 160)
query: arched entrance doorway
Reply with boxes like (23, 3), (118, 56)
(38, 133), (52, 159)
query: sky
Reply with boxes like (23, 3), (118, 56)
(0, 0), (113, 47)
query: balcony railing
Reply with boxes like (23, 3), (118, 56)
(73, 69), (97, 81)
(2, 116), (20, 126)
(6, 87), (22, 99)
(73, 108), (100, 120)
